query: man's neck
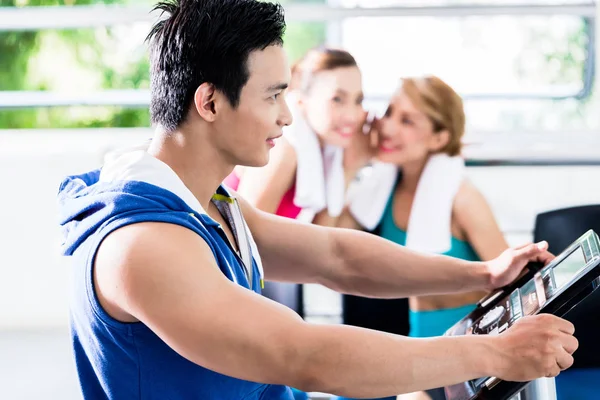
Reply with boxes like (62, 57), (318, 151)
(148, 126), (234, 212)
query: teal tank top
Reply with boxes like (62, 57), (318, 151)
(379, 194), (480, 338)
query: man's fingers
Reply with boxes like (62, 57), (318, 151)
(515, 241), (534, 250)
(515, 241), (547, 252)
(556, 350), (574, 371)
(538, 250), (555, 265)
(514, 241), (554, 265)
(537, 314), (575, 336)
(559, 332), (579, 354)
(514, 243), (540, 259)
(553, 317), (576, 336)
(547, 364), (561, 378)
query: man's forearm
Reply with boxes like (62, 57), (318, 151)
(295, 324), (495, 397)
(322, 228), (491, 298)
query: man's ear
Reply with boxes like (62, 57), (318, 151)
(193, 83), (217, 122)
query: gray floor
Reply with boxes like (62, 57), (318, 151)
(0, 330), (82, 400)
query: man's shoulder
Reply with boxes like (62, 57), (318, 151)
(92, 221), (224, 323)
(96, 222), (218, 296)
(100, 221), (214, 264)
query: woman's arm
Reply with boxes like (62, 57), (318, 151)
(454, 179), (510, 261)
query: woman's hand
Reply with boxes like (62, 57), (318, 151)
(343, 111), (379, 175)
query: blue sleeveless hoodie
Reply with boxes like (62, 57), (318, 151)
(57, 148), (293, 400)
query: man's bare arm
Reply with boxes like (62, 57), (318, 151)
(93, 222), (575, 398)
(240, 196), (552, 297)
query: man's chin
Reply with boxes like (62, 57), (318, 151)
(239, 154), (269, 168)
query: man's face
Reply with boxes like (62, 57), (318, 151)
(213, 45), (293, 167)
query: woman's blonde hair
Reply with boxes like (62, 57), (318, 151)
(400, 76), (465, 156)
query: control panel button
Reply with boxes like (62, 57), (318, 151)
(479, 306), (505, 329)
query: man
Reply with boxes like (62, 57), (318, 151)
(57, 1), (578, 399)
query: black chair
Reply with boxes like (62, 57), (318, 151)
(342, 295), (410, 336)
(533, 205), (600, 369)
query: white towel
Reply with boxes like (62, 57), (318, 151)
(348, 161), (398, 230)
(350, 153), (465, 253)
(283, 93), (346, 223)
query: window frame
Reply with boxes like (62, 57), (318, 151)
(0, 2), (595, 108)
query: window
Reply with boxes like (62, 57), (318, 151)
(0, 0), (328, 128)
(0, 0), (597, 131)
(281, 0), (328, 63)
(340, 0), (593, 7)
(285, 22), (327, 64)
(0, 21), (152, 128)
(337, 1), (597, 132)
(343, 16), (591, 99)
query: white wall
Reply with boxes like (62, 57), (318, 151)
(0, 129), (150, 330)
(1, 129), (599, 330)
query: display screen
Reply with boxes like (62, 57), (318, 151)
(553, 246), (587, 289)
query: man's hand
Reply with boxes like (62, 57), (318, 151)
(484, 241), (554, 290)
(490, 314), (578, 381)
